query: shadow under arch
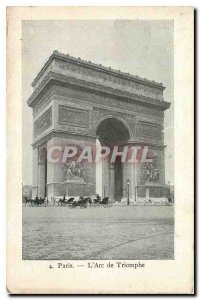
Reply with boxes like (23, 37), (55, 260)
(95, 115), (131, 145)
(95, 116), (131, 202)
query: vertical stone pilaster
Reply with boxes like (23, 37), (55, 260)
(159, 149), (165, 184)
(32, 147), (39, 198)
(102, 159), (109, 197)
(38, 161), (45, 198)
(109, 163), (115, 202)
(37, 146), (47, 198)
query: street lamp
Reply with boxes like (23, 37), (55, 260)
(126, 179), (130, 206)
(103, 186), (106, 198)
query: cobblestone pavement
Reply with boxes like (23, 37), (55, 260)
(22, 205), (174, 260)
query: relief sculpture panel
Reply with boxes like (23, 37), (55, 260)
(58, 105), (89, 128)
(34, 107), (52, 136)
(137, 121), (161, 140)
(55, 59), (164, 101)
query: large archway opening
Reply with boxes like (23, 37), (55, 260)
(96, 117), (130, 202)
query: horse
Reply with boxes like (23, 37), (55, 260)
(24, 197), (33, 206)
(101, 197), (110, 205)
(85, 197), (92, 207)
(65, 197), (75, 205)
(58, 197), (75, 206)
(91, 194), (101, 206)
(52, 197), (61, 206)
(32, 197), (46, 206)
(69, 196), (90, 208)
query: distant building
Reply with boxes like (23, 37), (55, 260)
(22, 185), (32, 199)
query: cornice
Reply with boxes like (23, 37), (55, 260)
(32, 128), (166, 150)
(32, 129), (97, 148)
(128, 140), (166, 149)
(27, 72), (171, 111)
(32, 50), (165, 90)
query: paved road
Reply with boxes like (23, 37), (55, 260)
(22, 205), (174, 260)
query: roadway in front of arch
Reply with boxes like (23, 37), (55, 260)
(22, 204), (174, 260)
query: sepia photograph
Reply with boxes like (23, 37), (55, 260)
(22, 19), (174, 260)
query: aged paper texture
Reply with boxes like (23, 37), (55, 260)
(7, 6), (194, 294)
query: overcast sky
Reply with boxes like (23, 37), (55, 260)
(22, 20), (174, 185)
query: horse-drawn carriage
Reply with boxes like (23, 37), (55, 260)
(23, 194), (112, 208)
(52, 196), (75, 207)
(24, 196), (47, 207)
(91, 196), (112, 208)
(68, 196), (90, 208)
(51, 195), (90, 208)
(51, 194), (111, 208)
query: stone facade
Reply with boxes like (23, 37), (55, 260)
(28, 51), (170, 200)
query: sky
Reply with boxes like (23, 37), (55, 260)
(22, 20), (174, 185)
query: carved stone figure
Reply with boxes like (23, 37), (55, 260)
(143, 156), (160, 183)
(64, 160), (84, 181)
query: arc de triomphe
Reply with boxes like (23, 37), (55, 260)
(27, 51), (170, 201)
